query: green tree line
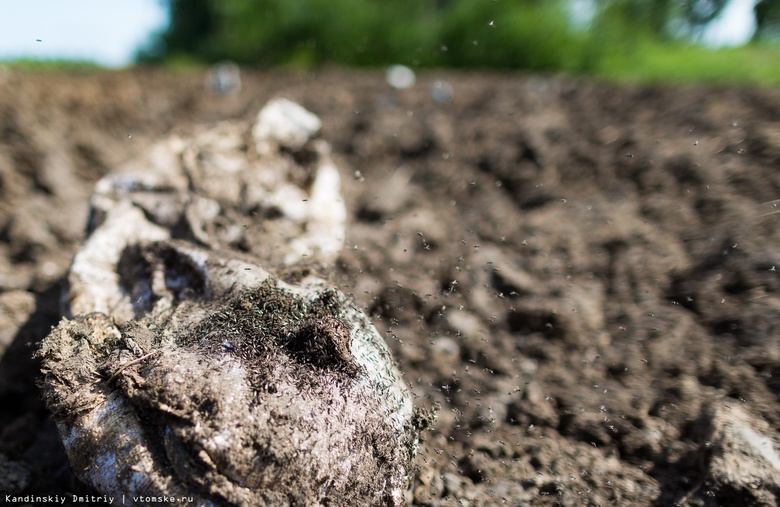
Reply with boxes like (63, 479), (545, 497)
(139, 0), (780, 73)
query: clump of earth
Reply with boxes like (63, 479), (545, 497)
(2, 68), (780, 506)
(35, 97), (422, 506)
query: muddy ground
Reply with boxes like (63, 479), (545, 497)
(2, 68), (780, 506)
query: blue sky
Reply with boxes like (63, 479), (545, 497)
(0, 0), (168, 67)
(0, 0), (761, 67)
(701, 0), (757, 46)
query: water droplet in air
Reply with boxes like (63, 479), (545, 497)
(386, 65), (416, 89)
(431, 80), (454, 103)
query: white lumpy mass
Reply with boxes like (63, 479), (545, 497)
(37, 99), (420, 506)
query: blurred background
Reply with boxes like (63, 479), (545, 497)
(0, 0), (778, 84)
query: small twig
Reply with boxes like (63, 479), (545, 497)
(106, 350), (161, 385)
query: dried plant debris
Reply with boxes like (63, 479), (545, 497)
(37, 99), (421, 506)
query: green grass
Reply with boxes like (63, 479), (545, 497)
(151, 53), (210, 73)
(3, 41), (780, 88)
(0, 58), (105, 71)
(591, 43), (780, 87)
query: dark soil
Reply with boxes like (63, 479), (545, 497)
(2, 67), (780, 506)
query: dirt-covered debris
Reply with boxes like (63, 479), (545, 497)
(35, 98), (419, 506)
(39, 278), (418, 506)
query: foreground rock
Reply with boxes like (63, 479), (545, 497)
(696, 401), (780, 505)
(37, 99), (421, 506)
